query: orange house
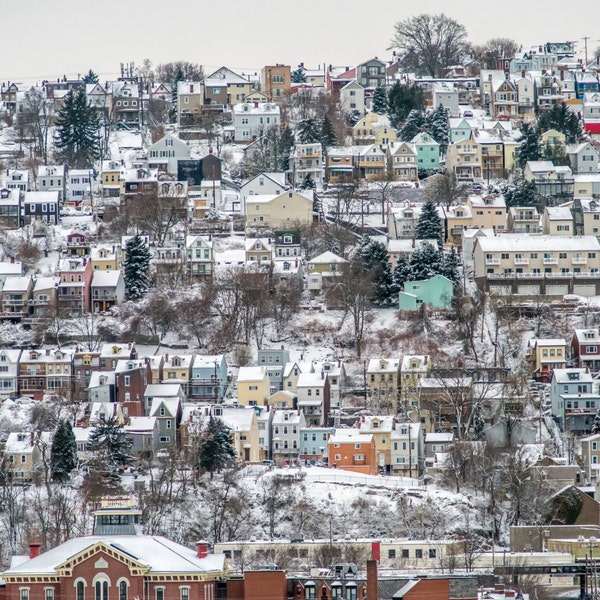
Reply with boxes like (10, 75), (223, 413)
(328, 429), (377, 475)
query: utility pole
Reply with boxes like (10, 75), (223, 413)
(583, 36), (590, 67)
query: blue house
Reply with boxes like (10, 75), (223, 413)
(300, 427), (335, 461)
(399, 274), (453, 310)
(190, 354), (228, 401)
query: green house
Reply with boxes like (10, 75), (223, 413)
(411, 131), (441, 171)
(398, 274), (453, 310)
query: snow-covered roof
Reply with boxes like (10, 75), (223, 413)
(149, 397), (181, 417)
(237, 366), (267, 382)
(2, 535), (226, 575)
(193, 354), (225, 369)
(401, 355), (429, 371)
(220, 406), (255, 430)
(475, 235), (600, 253)
(91, 270), (122, 287)
(425, 432), (454, 443)
(0, 261), (23, 276)
(328, 429), (373, 444)
(307, 251), (348, 264)
(145, 383), (183, 398)
(545, 206), (573, 221)
(125, 416), (157, 432)
(297, 372), (326, 387)
(272, 409), (302, 425)
(367, 358), (400, 373)
(89, 371), (116, 388)
(552, 368), (593, 383)
(5, 431), (51, 453)
(2, 275), (31, 292)
(33, 276), (59, 292)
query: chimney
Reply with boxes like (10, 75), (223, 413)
(29, 542), (42, 559)
(367, 559), (378, 600)
(196, 540), (209, 559)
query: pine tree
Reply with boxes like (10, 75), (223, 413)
(515, 123), (541, 167)
(592, 408), (600, 434)
(400, 109), (426, 142)
(320, 115), (338, 150)
(278, 126), (295, 171)
(197, 417), (236, 479)
(537, 102), (583, 144)
(372, 86), (388, 115)
(409, 242), (442, 281)
(387, 82), (425, 129)
(81, 69), (99, 84)
(88, 415), (134, 471)
(297, 118), (321, 143)
(441, 246), (461, 287)
(500, 177), (537, 207)
(415, 198), (443, 246)
(427, 105), (450, 155)
(291, 66), (307, 83)
(392, 255), (412, 291)
(50, 419), (77, 482)
(171, 64), (185, 122)
(124, 235), (151, 300)
(355, 236), (395, 305)
(54, 90), (100, 169)
(302, 174), (315, 190)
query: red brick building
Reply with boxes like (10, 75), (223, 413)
(0, 502), (229, 600)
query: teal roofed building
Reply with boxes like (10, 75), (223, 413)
(411, 131), (441, 171)
(398, 274), (453, 310)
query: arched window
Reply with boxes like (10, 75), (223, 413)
(75, 579), (86, 600)
(119, 581), (128, 600)
(95, 581), (108, 600)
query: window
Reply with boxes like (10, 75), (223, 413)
(402, 549), (409, 558)
(415, 549), (423, 559)
(20, 590), (29, 600)
(388, 549), (396, 559)
(119, 582), (128, 600)
(156, 589), (164, 600)
(77, 582), (85, 600)
(95, 581), (108, 600)
(429, 549), (437, 558)
(180, 589), (190, 600)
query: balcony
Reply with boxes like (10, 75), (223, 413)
(572, 257), (588, 265)
(543, 257), (558, 265)
(485, 258), (500, 265)
(565, 407), (596, 416)
(2, 299), (26, 306)
(514, 258), (529, 265)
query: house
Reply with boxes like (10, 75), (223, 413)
(356, 144), (387, 179)
(273, 230), (301, 260)
(388, 142), (418, 181)
(176, 81), (204, 126)
(551, 367), (597, 432)
(0, 349), (21, 398)
(339, 80), (365, 115)
(325, 146), (358, 183)
(0, 187), (22, 229)
(524, 160), (574, 203)
(57, 256), (93, 314)
(3, 169), (29, 193)
(245, 238), (273, 264)
(115, 358), (152, 416)
(185, 236), (214, 280)
(233, 102), (280, 143)
(445, 136), (482, 182)
(67, 169), (94, 205)
(0, 500), (229, 600)
(432, 82), (459, 117)
(1, 275), (33, 319)
(109, 81), (141, 125)
(240, 173), (287, 212)
(91, 246), (119, 271)
(245, 189), (313, 229)
(581, 433), (600, 484)
(352, 113), (396, 147)
(542, 206), (573, 235)
(89, 401), (124, 426)
(125, 416), (160, 458)
(448, 118), (473, 144)
(424, 431), (454, 468)
(357, 415), (396, 472)
(23, 190), (59, 225)
(91, 270), (125, 313)
(236, 366), (270, 406)
(189, 354), (227, 401)
(313, 359), (345, 409)
(162, 354), (195, 395)
(399, 274), (454, 310)
(400, 355), (432, 405)
(296, 372), (330, 427)
(217, 405), (261, 463)
(261, 65), (291, 101)
(87, 371), (116, 404)
(99, 342), (138, 370)
(356, 57), (386, 89)
(268, 390), (297, 409)
(30, 276), (59, 318)
(149, 396), (183, 450)
(299, 427), (335, 461)
(289, 143), (325, 188)
(488, 76), (518, 117)
(390, 421), (424, 477)
(567, 142), (599, 174)
(506, 206), (540, 233)
(411, 131), (441, 172)
(472, 234), (600, 297)
(366, 359), (400, 414)
(328, 429), (377, 475)
(205, 66), (252, 108)
(66, 232), (91, 257)
(530, 339), (568, 383)
(147, 134), (190, 175)
(271, 409), (305, 463)
(572, 329), (600, 372)
(388, 202), (422, 240)
(19, 348), (74, 400)
(37, 165), (65, 200)
(3, 431), (52, 483)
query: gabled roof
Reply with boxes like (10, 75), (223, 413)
(307, 251), (348, 264)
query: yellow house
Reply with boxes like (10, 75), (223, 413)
(445, 135), (482, 181)
(400, 355), (432, 402)
(162, 354), (194, 394)
(219, 405), (262, 463)
(91, 245), (119, 270)
(3, 431), (51, 483)
(528, 338), (567, 382)
(306, 251), (349, 274)
(246, 190), (313, 229)
(352, 113), (396, 147)
(357, 415), (395, 470)
(101, 162), (122, 198)
(268, 389), (297, 409)
(236, 366), (270, 406)
(282, 361), (302, 393)
(366, 358), (400, 413)
(503, 140), (520, 173)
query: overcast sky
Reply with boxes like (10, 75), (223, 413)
(4, 0), (599, 83)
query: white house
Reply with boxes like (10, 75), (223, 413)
(233, 102), (280, 143)
(147, 134), (190, 175)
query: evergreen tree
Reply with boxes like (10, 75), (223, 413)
(392, 255), (412, 292)
(302, 174), (315, 190)
(355, 236), (395, 305)
(542, 142), (570, 166)
(297, 118), (321, 143)
(415, 198), (443, 246)
(372, 86), (388, 115)
(387, 82), (425, 129)
(54, 90), (100, 169)
(81, 69), (99, 84)
(515, 123), (541, 167)
(399, 109), (426, 142)
(427, 105), (450, 155)
(124, 235), (151, 300)
(441, 246), (461, 287)
(278, 126), (295, 171)
(197, 417), (236, 479)
(501, 177), (537, 207)
(409, 242), (442, 281)
(50, 419), (77, 482)
(171, 64), (185, 121)
(320, 115), (338, 150)
(291, 66), (307, 83)
(592, 408), (600, 434)
(88, 415), (134, 471)
(537, 103), (583, 144)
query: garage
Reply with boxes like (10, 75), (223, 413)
(573, 284), (597, 297)
(546, 284), (569, 296)
(517, 284), (541, 296)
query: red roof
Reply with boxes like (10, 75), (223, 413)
(584, 121), (600, 134)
